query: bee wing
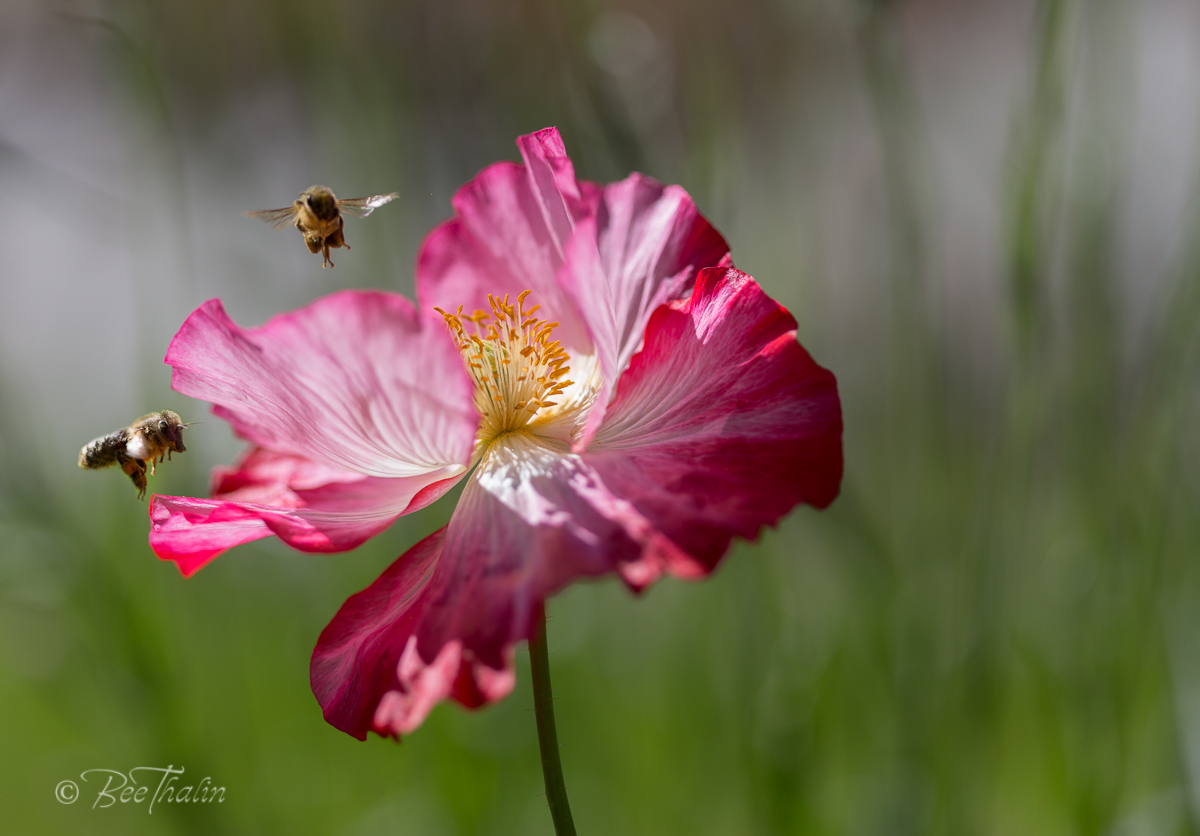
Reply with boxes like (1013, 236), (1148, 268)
(336, 192), (399, 219)
(243, 205), (301, 230)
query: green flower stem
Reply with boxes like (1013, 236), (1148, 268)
(530, 607), (577, 836)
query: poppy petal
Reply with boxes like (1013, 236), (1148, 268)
(149, 447), (463, 577)
(558, 180), (730, 450)
(416, 128), (594, 355)
(310, 528), (516, 740)
(166, 290), (478, 479)
(587, 266), (843, 580)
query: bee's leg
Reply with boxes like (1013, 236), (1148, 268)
(116, 453), (136, 480)
(119, 454), (148, 500)
(329, 224), (349, 251)
(323, 240), (334, 268)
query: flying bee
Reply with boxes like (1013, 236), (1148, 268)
(78, 411), (188, 500)
(244, 186), (399, 268)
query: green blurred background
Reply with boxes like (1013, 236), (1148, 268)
(3, 0), (1200, 833)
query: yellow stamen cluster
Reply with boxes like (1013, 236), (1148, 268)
(435, 290), (574, 443)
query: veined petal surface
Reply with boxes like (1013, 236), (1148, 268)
(558, 177), (730, 449)
(165, 290), (478, 478)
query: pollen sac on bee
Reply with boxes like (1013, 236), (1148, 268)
(435, 290), (574, 442)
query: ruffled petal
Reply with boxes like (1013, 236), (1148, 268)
(586, 265), (843, 581)
(416, 128), (593, 355)
(310, 528), (516, 740)
(149, 448), (463, 577)
(515, 127), (590, 239)
(557, 176), (730, 449)
(165, 290), (478, 478)
(589, 176), (729, 370)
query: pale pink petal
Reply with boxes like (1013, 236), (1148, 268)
(584, 266), (843, 583)
(416, 128), (593, 354)
(166, 290), (478, 478)
(207, 447), (365, 500)
(557, 179), (730, 450)
(570, 176), (730, 378)
(515, 127), (590, 239)
(149, 447), (463, 577)
(310, 529), (516, 740)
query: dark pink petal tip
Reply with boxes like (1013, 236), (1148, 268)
(310, 528), (516, 740)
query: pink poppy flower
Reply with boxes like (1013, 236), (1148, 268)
(149, 128), (843, 740)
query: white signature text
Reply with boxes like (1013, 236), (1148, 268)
(55, 766), (225, 812)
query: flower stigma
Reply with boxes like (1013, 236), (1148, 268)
(436, 291), (578, 446)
